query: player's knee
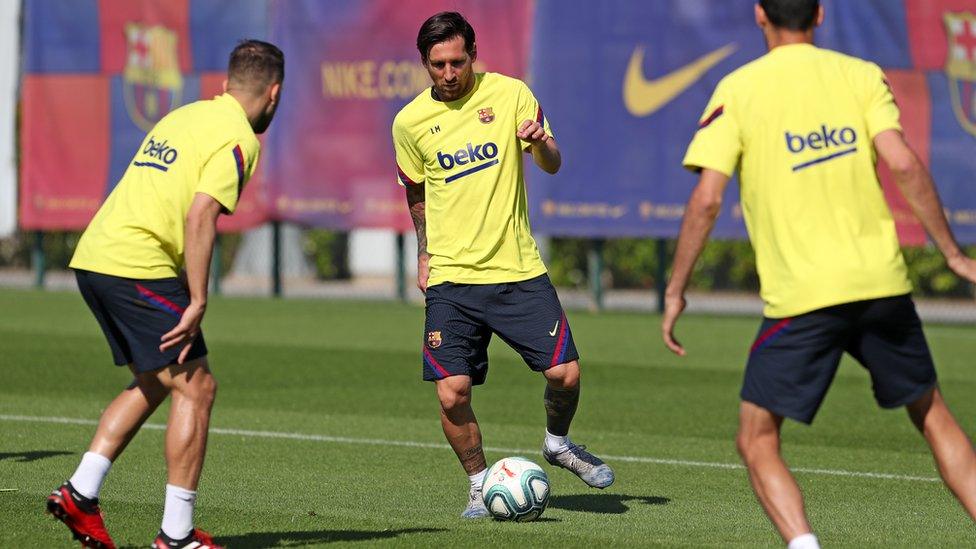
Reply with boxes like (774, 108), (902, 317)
(436, 380), (471, 412)
(438, 391), (470, 413)
(200, 374), (218, 403)
(735, 430), (753, 461)
(177, 363), (218, 408)
(736, 427), (778, 463)
(545, 361), (580, 391)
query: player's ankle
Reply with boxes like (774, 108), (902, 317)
(544, 430), (569, 453)
(468, 469), (487, 491)
(69, 451), (112, 500)
(787, 533), (819, 549)
(161, 484), (197, 540)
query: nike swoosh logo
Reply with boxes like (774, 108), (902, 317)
(549, 321), (559, 337)
(623, 43), (737, 117)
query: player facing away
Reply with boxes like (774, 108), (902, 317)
(393, 12), (614, 518)
(46, 40), (283, 549)
(662, 1), (976, 547)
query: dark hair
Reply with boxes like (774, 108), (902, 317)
(228, 39), (284, 90)
(416, 12), (475, 63)
(759, 0), (820, 31)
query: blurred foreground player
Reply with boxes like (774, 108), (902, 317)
(662, 1), (976, 546)
(393, 12), (614, 518)
(46, 40), (283, 549)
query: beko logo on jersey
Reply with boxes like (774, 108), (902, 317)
(134, 135), (179, 172)
(785, 125), (856, 153)
(436, 141), (499, 170)
(436, 141), (501, 183)
(784, 125), (858, 172)
(143, 136), (179, 164)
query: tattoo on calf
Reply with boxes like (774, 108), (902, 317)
(544, 385), (580, 437)
(457, 443), (487, 474)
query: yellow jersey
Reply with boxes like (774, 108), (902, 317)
(683, 44), (911, 318)
(71, 93), (259, 279)
(392, 72), (551, 287)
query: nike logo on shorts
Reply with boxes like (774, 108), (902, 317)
(549, 321), (560, 337)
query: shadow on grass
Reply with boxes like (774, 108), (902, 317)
(0, 450), (73, 462)
(548, 493), (670, 514)
(215, 527), (446, 547)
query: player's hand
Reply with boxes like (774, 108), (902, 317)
(517, 119), (549, 145)
(160, 301), (206, 364)
(947, 254), (976, 285)
(417, 253), (430, 293)
(661, 292), (687, 356)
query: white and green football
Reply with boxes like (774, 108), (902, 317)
(482, 457), (550, 522)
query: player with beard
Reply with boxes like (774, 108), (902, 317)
(46, 40), (284, 549)
(393, 12), (615, 519)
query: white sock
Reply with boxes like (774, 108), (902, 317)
(161, 484), (197, 540)
(787, 533), (820, 549)
(545, 430), (569, 453)
(68, 452), (112, 499)
(468, 469), (487, 491)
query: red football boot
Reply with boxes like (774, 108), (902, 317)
(153, 527), (224, 549)
(46, 482), (116, 549)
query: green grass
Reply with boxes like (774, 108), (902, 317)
(0, 288), (974, 547)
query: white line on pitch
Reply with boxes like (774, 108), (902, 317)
(0, 414), (940, 483)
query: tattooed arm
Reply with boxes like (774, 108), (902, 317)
(406, 182), (429, 292)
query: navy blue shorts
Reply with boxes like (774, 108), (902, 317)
(75, 269), (208, 373)
(742, 294), (936, 424)
(422, 274), (579, 385)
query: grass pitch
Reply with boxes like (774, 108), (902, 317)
(0, 288), (974, 547)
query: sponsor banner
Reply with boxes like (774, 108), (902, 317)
(19, 0), (270, 232)
(21, 0), (976, 244)
(529, 0), (976, 243)
(266, 0), (532, 230)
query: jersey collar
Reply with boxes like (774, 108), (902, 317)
(214, 93), (251, 126)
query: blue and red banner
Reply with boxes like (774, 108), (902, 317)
(19, 0), (531, 233)
(529, 0), (976, 244)
(266, 0), (532, 231)
(20, 0), (271, 232)
(20, 0), (976, 245)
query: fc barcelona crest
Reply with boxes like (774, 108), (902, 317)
(427, 331), (442, 349)
(944, 12), (976, 138)
(478, 107), (495, 124)
(123, 23), (184, 132)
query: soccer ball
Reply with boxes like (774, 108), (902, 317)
(482, 457), (550, 521)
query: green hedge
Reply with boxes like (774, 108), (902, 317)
(0, 230), (241, 277)
(546, 237), (974, 298)
(2, 231), (972, 297)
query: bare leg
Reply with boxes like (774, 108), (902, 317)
(157, 358), (217, 490)
(737, 401), (814, 543)
(435, 375), (486, 475)
(906, 386), (976, 521)
(542, 360), (580, 436)
(88, 366), (170, 460)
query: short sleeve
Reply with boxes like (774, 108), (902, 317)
(392, 117), (424, 186)
(196, 140), (258, 215)
(863, 63), (901, 139)
(682, 78), (741, 177)
(515, 80), (553, 151)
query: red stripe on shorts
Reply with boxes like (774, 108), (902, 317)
(750, 318), (792, 354)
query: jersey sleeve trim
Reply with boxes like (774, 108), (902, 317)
(698, 105), (724, 129)
(396, 163), (423, 186)
(232, 144), (245, 200)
